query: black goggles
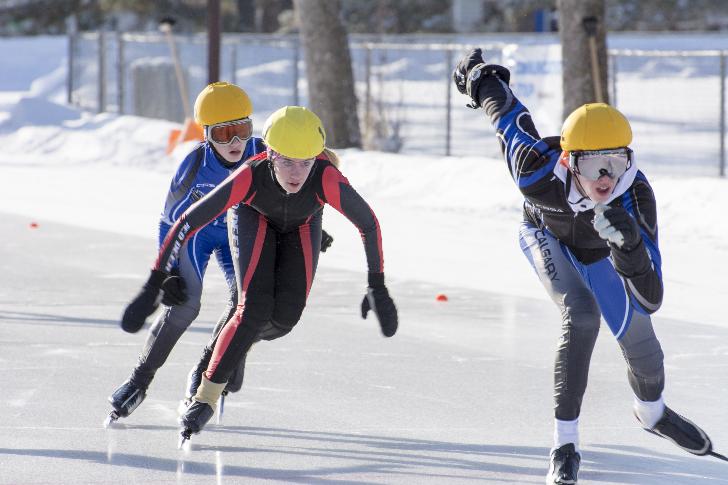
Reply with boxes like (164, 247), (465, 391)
(569, 148), (633, 180)
(206, 118), (253, 145)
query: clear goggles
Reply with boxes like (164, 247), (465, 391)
(206, 118), (253, 145)
(569, 148), (632, 180)
(270, 151), (315, 169)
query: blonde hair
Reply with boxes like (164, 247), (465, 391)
(322, 147), (341, 168)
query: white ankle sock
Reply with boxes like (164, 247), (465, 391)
(554, 418), (579, 452)
(633, 395), (665, 429)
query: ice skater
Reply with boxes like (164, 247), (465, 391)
(106, 83), (336, 425)
(453, 48), (726, 484)
(119, 105), (398, 446)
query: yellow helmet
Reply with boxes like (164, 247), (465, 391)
(262, 106), (326, 159)
(194, 82), (253, 126)
(560, 103), (632, 151)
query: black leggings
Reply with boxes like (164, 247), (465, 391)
(204, 204), (322, 384)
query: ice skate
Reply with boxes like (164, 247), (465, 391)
(104, 379), (147, 427)
(182, 353), (246, 425)
(546, 443), (580, 485)
(178, 400), (215, 448)
(179, 361), (204, 413)
(639, 406), (728, 461)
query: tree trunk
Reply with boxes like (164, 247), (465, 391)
(294, 0), (361, 149)
(558, 0), (608, 120)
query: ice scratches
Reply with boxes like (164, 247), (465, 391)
(96, 273), (142, 279)
(8, 389), (36, 407)
(175, 447), (224, 482)
(176, 439), (192, 479)
(216, 450), (224, 484)
(105, 427), (118, 462)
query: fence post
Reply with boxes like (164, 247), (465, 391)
(609, 53), (617, 107)
(116, 30), (124, 114)
(97, 30), (106, 113)
(230, 43), (237, 85)
(364, 44), (372, 145)
(721, 51), (726, 177)
(67, 31), (75, 105)
(445, 47), (453, 156)
(292, 40), (299, 106)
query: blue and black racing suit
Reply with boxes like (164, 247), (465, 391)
(473, 66), (665, 421)
(130, 138), (265, 389)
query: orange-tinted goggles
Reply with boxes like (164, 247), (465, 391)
(207, 118), (252, 145)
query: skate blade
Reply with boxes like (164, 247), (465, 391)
(178, 429), (192, 450)
(103, 412), (119, 428)
(217, 394), (225, 425)
(709, 450), (728, 462)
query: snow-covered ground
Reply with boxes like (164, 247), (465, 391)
(0, 35), (727, 484)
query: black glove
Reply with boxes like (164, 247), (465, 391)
(161, 267), (188, 306)
(452, 48), (511, 109)
(320, 229), (334, 253)
(360, 273), (398, 337)
(121, 269), (166, 333)
(593, 204), (642, 251)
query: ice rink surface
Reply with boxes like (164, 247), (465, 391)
(1, 213), (726, 484)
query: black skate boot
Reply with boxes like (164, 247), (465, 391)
(178, 401), (215, 448)
(104, 379), (147, 427)
(641, 406), (713, 456)
(179, 362), (205, 413)
(547, 443), (580, 485)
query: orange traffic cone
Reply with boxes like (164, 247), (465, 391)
(166, 118), (204, 155)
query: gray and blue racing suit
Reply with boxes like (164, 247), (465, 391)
(475, 68), (665, 420)
(131, 138), (265, 388)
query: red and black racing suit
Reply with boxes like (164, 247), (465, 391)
(154, 152), (384, 384)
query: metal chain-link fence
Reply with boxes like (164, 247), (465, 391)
(68, 32), (726, 176)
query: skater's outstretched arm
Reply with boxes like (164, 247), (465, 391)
(453, 48), (562, 191)
(320, 162), (397, 337)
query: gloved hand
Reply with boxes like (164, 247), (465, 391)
(320, 229), (334, 253)
(360, 273), (398, 337)
(161, 267), (188, 306)
(121, 269), (166, 333)
(452, 48), (510, 108)
(593, 203), (642, 251)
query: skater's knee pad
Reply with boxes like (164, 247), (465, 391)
(623, 337), (665, 401)
(628, 366), (665, 402)
(561, 288), (600, 331)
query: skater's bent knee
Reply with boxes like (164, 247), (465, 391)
(561, 288), (600, 329)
